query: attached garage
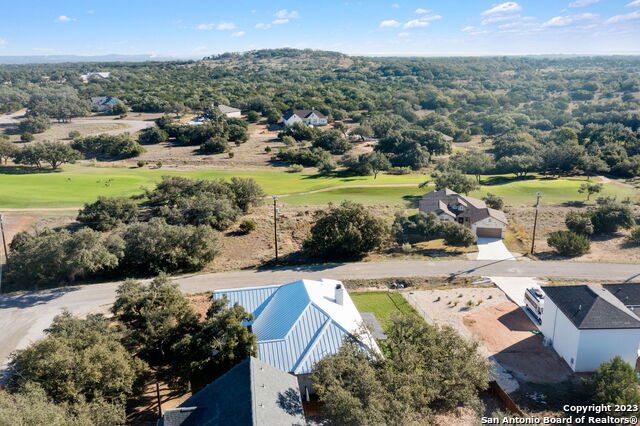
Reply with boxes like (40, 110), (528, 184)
(476, 227), (502, 238)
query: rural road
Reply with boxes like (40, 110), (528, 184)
(1, 258), (639, 380)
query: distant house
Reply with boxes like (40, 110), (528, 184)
(216, 104), (242, 118)
(419, 188), (508, 238)
(157, 357), (305, 426)
(283, 109), (328, 127)
(541, 284), (640, 372)
(90, 96), (120, 112)
(213, 279), (380, 397)
(80, 72), (110, 83)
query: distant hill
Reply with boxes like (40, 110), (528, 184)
(0, 54), (195, 65)
(197, 48), (357, 70)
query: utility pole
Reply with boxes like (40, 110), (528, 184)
(530, 192), (542, 255)
(0, 214), (7, 293)
(272, 196), (279, 262)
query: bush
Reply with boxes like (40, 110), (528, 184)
(387, 166), (412, 175)
(565, 211), (594, 235)
(239, 219), (257, 234)
(589, 198), (635, 234)
(68, 130), (81, 139)
(137, 160), (145, 167)
(288, 164), (304, 173)
(442, 222), (475, 247)
(200, 136), (229, 154)
(137, 127), (169, 145)
(18, 116), (50, 134)
(6, 228), (124, 290)
(246, 110), (260, 123)
(120, 218), (222, 274)
(626, 227), (640, 245)
(312, 129), (351, 154)
(482, 193), (504, 210)
(76, 197), (139, 231)
(264, 146), (272, 153)
(20, 132), (34, 142)
(275, 147), (332, 167)
(392, 212), (443, 244)
(587, 356), (640, 413)
(303, 201), (388, 260)
(547, 231), (590, 256)
(157, 196), (240, 231)
(71, 134), (144, 158)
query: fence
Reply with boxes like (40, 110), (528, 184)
(403, 292), (436, 325)
(488, 380), (524, 416)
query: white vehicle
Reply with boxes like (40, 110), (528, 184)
(524, 288), (544, 324)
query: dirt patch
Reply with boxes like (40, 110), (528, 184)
(127, 380), (191, 426)
(0, 212), (76, 251)
(188, 293), (212, 318)
(463, 302), (572, 383)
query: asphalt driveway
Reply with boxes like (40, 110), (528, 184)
(476, 237), (516, 261)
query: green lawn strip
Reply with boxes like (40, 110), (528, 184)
(351, 291), (417, 331)
(279, 186), (425, 206)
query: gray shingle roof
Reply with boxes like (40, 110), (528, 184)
(283, 109), (327, 120)
(158, 357), (305, 426)
(419, 188), (508, 225)
(542, 284), (640, 330)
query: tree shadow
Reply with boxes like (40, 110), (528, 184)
(0, 286), (79, 309)
(402, 195), (422, 208)
(0, 165), (59, 174)
(560, 200), (587, 208)
(277, 388), (305, 417)
(482, 175), (536, 186)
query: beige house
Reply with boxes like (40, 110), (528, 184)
(216, 104), (242, 118)
(283, 109), (328, 127)
(419, 188), (508, 238)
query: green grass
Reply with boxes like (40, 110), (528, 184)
(351, 291), (417, 330)
(0, 165), (427, 208)
(0, 164), (637, 208)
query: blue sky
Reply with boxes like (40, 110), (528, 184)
(0, 0), (639, 57)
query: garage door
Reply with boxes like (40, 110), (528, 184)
(476, 227), (502, 238)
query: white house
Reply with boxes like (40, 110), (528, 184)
(418, 188), (508, 238)
(80, 72), (110, 83)
(541, 284), (640, 372)
(216, 104), (242, 118)
(212, 279), (380, 397)
(283, 109), (328, 127)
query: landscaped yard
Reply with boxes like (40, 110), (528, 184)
(351, 291), (417, 330)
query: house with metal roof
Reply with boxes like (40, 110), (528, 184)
(157, 357), (305, 426)
(90, 95), (121, 112)
(216, 104), (242, 118)
(541, 283), (640, 372)
(418, 188), (508, 238)
(212, 279), (380, 394)
(283, 109), (328, 127)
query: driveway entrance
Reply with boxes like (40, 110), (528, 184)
(476, 237), (515, 261)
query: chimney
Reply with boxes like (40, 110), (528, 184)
(335, 283), (344, 306)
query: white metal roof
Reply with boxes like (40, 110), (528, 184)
(213, 279), (380, 374)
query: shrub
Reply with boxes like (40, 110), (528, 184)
(589, 198), (635, 234)
(200, 136), (229, 154)
(246, 110), (260, 123)
(18, 116), (50, 134)
(482, 193), (504, 210)
(565, 211), (594, 235)
(587, 356), (640, 412)
(239, 219), (257, 234)
(288, 164), (304, 173)
(71, 134), (144, 158)
(137, 160), (145, 167)
(76, 197), (139, 231)
(442, 222), (475, 247)
(547, 231), (590, 256)
(626, 227), (640, 245)
(137, 127), (169, 145)
(20, 132), (34, 142)
(228, 151), (235, 158)
(312, 129), (351, 154)
(120, 218), (221, 274)
(264, 146), (272, 153)
(392, 212), (443, 244)
(387, 166), (412, 175)
(303, 201), (388, 260)
(5, 228), (124, 290)
(68, 130), (81, 139)
(157, 196), (240, 231)
(275, 147), (332, 167)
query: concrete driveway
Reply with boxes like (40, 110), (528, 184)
(476, 237), (516, 261)
(489, 276), (545, 327)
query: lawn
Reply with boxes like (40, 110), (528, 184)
(350, 291), (417, 330)
(0, 165), (427, 208)
(0, 164), (637, 208)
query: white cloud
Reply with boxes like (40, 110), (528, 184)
(403, 14), (442, 28)
(193, 46), (208, 52)
(398, 32), (411, 37)
(626, 0), (640, 7)
(55, 15), (76, 23)
(542, 12), (597, 27)
(255, 22), (271, 30)
(379, 19), (402, 28)
(482, 14), (535, 26)
(87, 10), (95, 14)
(569, 0), (600, 7)
(481, 2), (522, 16)
(0, 38), (6, 48)
(462, 26), (476, 32)
(231, 31), (246, 38)
(272, 19), (289, 25)
(196, 23), (214, 30)
(274, 9), (300, 19)
(605, 10), (640, 23)
(250, 9), (257, 13)
(216, 22), (236, 30)
(391, 3), (400, 7)
(415, 8), (429, 14)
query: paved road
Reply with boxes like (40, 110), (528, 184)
(0, 258), (638, 379)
